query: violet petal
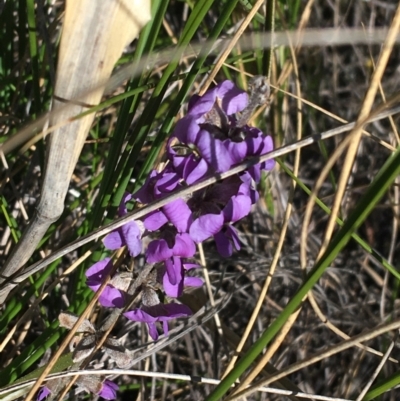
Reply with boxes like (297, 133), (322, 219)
(189, 213), (224, 243)
(162, 199), (192, 233)
(121, 221), (142, 257)
(98, 380), (119, 400)
(146, 239), (174, 263)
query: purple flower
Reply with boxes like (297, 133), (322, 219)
(37, 386), (51, 401)
(168, 80), (275, 180)
(85, 258), (125, 308)
(162, 260), (203, 297)
(103, 193), (143, 257)
(187, 80), (248, 118)
(188, 189), (252, 257)
(98, 380), (119, 400)
(124, 302), (192, 340)
(134, 169), (180, 204)
(147, 232), (196, 293)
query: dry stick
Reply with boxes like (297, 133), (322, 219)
(0, 0), (151, 305)
(314, 4), (400, 264)
(1, 103), (400, 303)
(198, 0), (266, 94)
(226, 318), (400, 401)
(231, 29), (308, 394)
(197, 243), (224, 338)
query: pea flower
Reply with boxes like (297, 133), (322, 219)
(85, 258), (128, 308)
(103, 193), (144, 257)
(124, 286), (192, 340)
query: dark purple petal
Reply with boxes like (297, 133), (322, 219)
(37, 386), (51, 401)
(121, 221), (142, 257)
(148, 322), (159, 340)
(189, 213), (224, 243)
(98, 286), (125, 308)
(146, 239), (174, 263)
(143, 210), (168, 231)
(214, 225), (241, 257)
(98, 380), (119, 400)
(223, 194), (252, 223)
(162, 199), (192, 232)
(239, 172), (259, 203)
(214, 230), (233, 257)
(171, 153), (209, 185)
(245, 129), (274, 156)
(133, 170), (158, 204)
(173, 233), (196, 257)
(86, 258), (113, 286)
(226, 225), (240, 250)
(103, 230), (124, 250)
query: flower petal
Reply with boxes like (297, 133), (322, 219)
(37, 386), (51, 401)
(173, 233), (196, 257)
(98, 380), (119, 400)
(162, 199), (192, 233)
(121, 221), (142, 257)
(216, 80), (248, 115)
(214, 230), (233, 257)
(164, 256), (182, 286)
(163, 267), (184, 297)
(196, 129), (233, 173)
(143, 210), (168, 231)
(118, 192), (134, 216)
(103, 231), (124, 250)
(184, 276), (203, 288)
(189, 213), (224, 243)
(124, 309), (158, 323)
(146, 239), (173, 263)
(223, 194), (252, 223)
(85, 258), (113, 286)
(98, 286), (125, 308)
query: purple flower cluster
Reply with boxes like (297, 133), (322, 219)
(37, 80), (274, 401)
(85, 81), (274, 346)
